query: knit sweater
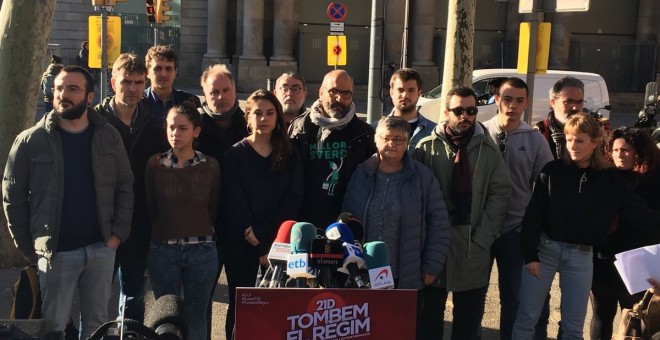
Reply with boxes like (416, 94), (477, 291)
(145, 154), (220, 241)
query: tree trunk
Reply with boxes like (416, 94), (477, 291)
(0, 0), (57, 268)
(440, 0), (476, 110)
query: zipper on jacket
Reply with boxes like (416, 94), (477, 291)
(578, 172), (587, 193)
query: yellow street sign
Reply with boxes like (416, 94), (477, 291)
(327, 35), (347, 66)
(88, 16), (122, 68)
(517, 22), (551, 74)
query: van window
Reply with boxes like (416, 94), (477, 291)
(473, 77), (506, 106)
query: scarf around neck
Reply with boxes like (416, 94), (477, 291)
(309, 99), (356, 151)
(547, 111), (566, 159)
(202, 100), (240, 127)
(444, 123), (474, 226)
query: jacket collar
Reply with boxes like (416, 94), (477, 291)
(40, 106), (107, 132)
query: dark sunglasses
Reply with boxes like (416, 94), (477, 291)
(497, 131), (507, 154)
(448, 106), (478, 116)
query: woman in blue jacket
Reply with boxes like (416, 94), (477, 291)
(342, 116), (451, 340)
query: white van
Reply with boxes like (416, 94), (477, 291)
(416, 69), (610, 124)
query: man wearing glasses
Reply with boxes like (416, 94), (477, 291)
(482, 77), (553, 340)
(288, 69), (376, 228)
(535, 76), (586, 159)
(274, 72), (308, 126)
(413, 85), (510, 340)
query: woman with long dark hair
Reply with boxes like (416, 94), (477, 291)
(590, 126), (660, 339)
(144, 100), (220, 340)
(513, 115), (660, 339)
(223, 89), (303, 339)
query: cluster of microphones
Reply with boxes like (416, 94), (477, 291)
(258, 213), (395, 289)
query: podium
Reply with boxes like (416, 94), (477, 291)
(235, 288), (417, 339)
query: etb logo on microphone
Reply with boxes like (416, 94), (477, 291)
(287, 254), (315, 278)
(368, 267), (395, 289)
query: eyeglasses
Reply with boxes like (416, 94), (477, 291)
(378, 136), (407, 146)
(561, 99), (586, 106)
(278, 85), (303, 94)
(447, 106), (478, 116)
(54, 85), (85, 94)
(497, 131), (507, 154)
(327, 88), (353, 99)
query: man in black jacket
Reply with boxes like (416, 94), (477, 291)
(196, 64), (248, 340)
(95, 53), (167, 323)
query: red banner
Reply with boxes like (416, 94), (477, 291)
(235, 288), (417, 339)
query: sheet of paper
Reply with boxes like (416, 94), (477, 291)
(615, 244), (660, 294)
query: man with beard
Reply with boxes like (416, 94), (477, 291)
(481, 78), (553, 340)
(289, 69), (376, 228)
(3, 66), (133, 338)
(413, 86), (510, 340)
(387, 68), (436, 150)
(144, 45), (201, 126)
(95, 53), (167, 323)
(274, 72), (308, 126)
(534, 76), (586, 159)
(195, 63), (248, 340)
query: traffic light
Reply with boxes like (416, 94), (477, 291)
(146, 0), (156, 23)
(155, 0), (171, 24)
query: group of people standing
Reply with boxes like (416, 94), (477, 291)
(4, 44), (660, 340)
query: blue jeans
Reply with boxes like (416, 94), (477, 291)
(512, 236), (593, 340)
(37, 242), (116, 339)
(117, 258), (147, 322)
(478, 228), (550, 340)
(147, 241), (218, 340)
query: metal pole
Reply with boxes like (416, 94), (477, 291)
(523, 0), (544, 124)
(401, 0), (410, 68)
(367, 0), (385, 124)
(154, 27), (158, 46)
(100, 7), (107, 103)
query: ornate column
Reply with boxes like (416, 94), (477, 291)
(202, 0), (229, 67)
(411, 0), (439, 88)
(237, 0), (268, 92)
(412, 0), (435, 66)
(240, 0), (265, 60)
(271, 0), (296, 62)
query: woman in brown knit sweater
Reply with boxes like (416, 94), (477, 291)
(144, 100), (220, 340)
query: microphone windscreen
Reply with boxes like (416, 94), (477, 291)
(364, 241), (390, 269)
(325, 222), (355, 244)
(337, 212), (365, 243)
(144, 294), (187, 339)
(274, 220), (296, 243)
(290, 222), (317, 253)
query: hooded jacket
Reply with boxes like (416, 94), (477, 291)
(482, 118), (553, 234)
(3, 108), (134, 260)
(413, 121), (510, 291)
(342, 153), (451, 289)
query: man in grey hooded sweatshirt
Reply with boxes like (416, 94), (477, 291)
(481, 77), (553, 340)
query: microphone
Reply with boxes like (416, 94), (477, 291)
(287, 222), (317, 287)
(337, 212), (365, 246)
(325, 223), (367, 288)
(364, 241), (395, 289)
(144, 294), (187, 340)
(260, 220), (296, 288)
(309, 237), (344, 288)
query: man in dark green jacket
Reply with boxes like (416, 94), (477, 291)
(3, 66), (133, 338)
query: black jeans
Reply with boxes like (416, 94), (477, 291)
(418, 285), (489, 340)
(590, 257), (644, 340)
